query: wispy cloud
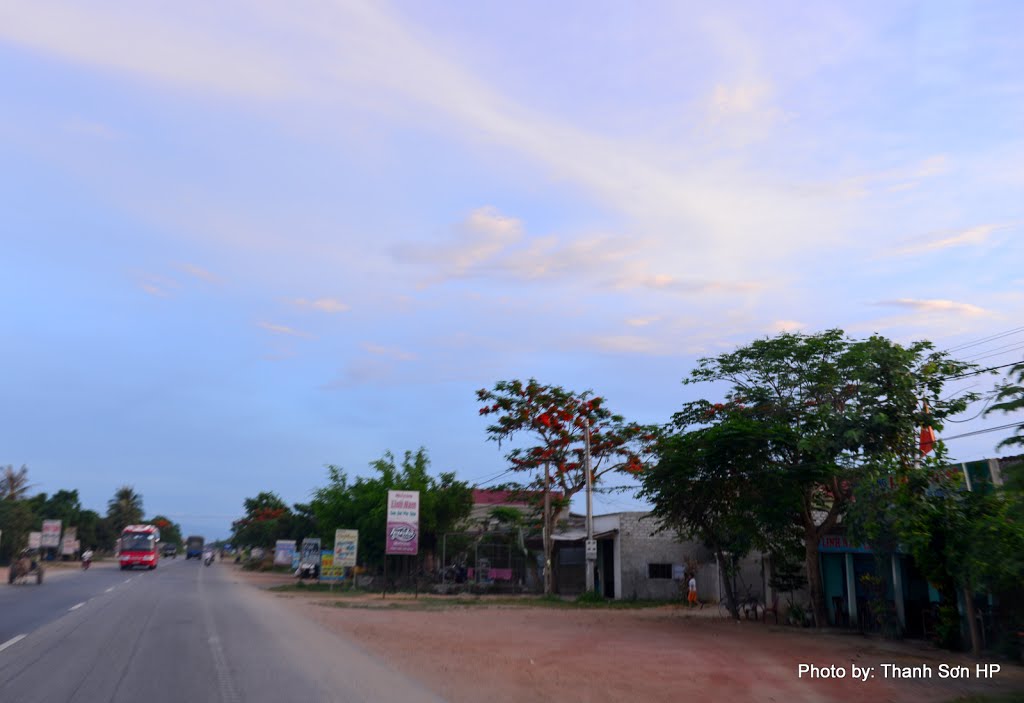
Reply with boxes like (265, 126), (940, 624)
(875, 298), (991, 317)
(176, 263), (223, 284)
(258, 321), (314, 339)
(885, 224), (1007, 258)
(291, 297), (350, 313)
(64, 118), (120, 140)
(625, 316), (660, 328)
(361, 343), (417, 362)
(133, 272), (178, 298)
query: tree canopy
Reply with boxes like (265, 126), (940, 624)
(310, 448), (473, 571)
(106, 485), (144, 532)
(646, 330), (975, 626)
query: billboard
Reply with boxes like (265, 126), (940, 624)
(274, 540), (297, 566)
(334, 529), (358, 568)
(320, 550), (345, 582)
(385, 490), (419, 556)
(61, 527), (78, 556)
(28, 531), (42, 549)
(41, 520), (62, 548)
(300, 537), (321, 568)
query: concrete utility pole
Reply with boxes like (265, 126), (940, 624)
(584, 417), (596, 593)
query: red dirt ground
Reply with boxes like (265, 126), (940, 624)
(237, 569), (1023, 703)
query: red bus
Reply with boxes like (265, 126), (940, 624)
(119, 524), (161, 570)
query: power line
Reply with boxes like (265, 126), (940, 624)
(962, 344), (1024, 364)
(940, 421), (1021, 442)
(961, 339), (1024, 361)
(937, 361), (1020, 382)
(943, 325), (1024, 354)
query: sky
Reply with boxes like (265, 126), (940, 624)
(1, 1), (1022, 540)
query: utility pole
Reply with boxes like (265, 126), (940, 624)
(584, 417), (596, 594)
(543, 462), (552, 596)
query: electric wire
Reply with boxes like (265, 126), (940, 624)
(942, 325), (1024, 354)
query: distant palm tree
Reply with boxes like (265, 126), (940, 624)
(107, 485), (144, 531)
(0, 465), (34, 500)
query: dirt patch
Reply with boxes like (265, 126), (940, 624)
(236, 568), (1022, 703)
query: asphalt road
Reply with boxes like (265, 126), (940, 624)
(0, 557), (445, 702)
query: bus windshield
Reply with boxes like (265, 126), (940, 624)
(122, 533), (156, 552)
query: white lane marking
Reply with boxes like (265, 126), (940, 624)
(69, 602), (86, 611)
(0, 634), (27, 653)
(123, 578), (132, 583)
(105, 587), (115, 593)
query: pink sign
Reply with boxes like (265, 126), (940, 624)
(385, 490), (419, 555)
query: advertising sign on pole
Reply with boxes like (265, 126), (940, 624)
(28, 531), (42, 549)
(274, 540), (297, 566)
(41, 520), (62, 548)
(385, 490), (419, 556)
(320, 550), (344, 582)
(300, 537), (321, 568)
(61, 527), (78, 556)
(334, 529), (358, 568)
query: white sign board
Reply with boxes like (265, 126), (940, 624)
(334, 529), (358, 568)
(585, 539), (598, 560)
(61, 527), (78, 555)
(274, 540), (297, 566)
(28, 531), (42, 549)
(41, 520), (62, 548)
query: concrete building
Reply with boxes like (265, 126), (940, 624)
(551, 511), (745, 601)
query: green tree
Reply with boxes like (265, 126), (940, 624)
(0, 499), (37, 563)
(0, 465), (34, 501)
(641, 412), (801, 618)
(985, 360), (1024, 448)
(310, 448), (473, 573)
(667, 330), (974, 626)
(477, 379), (654, 595)
(231, 492), (294, 548)
(106, 485), (144, 533)
(872, 455), (1024, 655)
(76, 510), (109, 552)
(149, 515), (183, 546)
(42, 489), (82, 526)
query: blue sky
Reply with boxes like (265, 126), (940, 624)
(2, 1), (1022, 539)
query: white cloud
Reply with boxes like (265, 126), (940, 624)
(0, 4), (296, 98)
(258, 321), (314, 338)
(886, 224), (1006, 258)
(176, 263), (222, 284)
(292, 297), (350, 313)
(362, 343), (417, 362)
(876, 298), (991, 317)
(625, 316), (660, 328)
(590, 335), (671, 356)
(0, 1), (848, 282)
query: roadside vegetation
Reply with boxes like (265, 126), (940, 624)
(0, 473), (181, 563)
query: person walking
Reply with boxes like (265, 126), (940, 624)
(688, 574), (701, 609)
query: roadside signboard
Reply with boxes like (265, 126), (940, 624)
(61, 527), (78, 556)
(28, 532), (42, 549)
(385, 490), (419, 556)
(320, 550), (344, 582)
(274, 540), (297, 566)
(334, 529), (358, 568)
(300, 537), (321, 568)
(41, 520), (62, 548)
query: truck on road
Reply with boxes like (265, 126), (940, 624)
(185, 535), (205, 560)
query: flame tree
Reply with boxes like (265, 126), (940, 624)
(477, 379), (654, 595)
